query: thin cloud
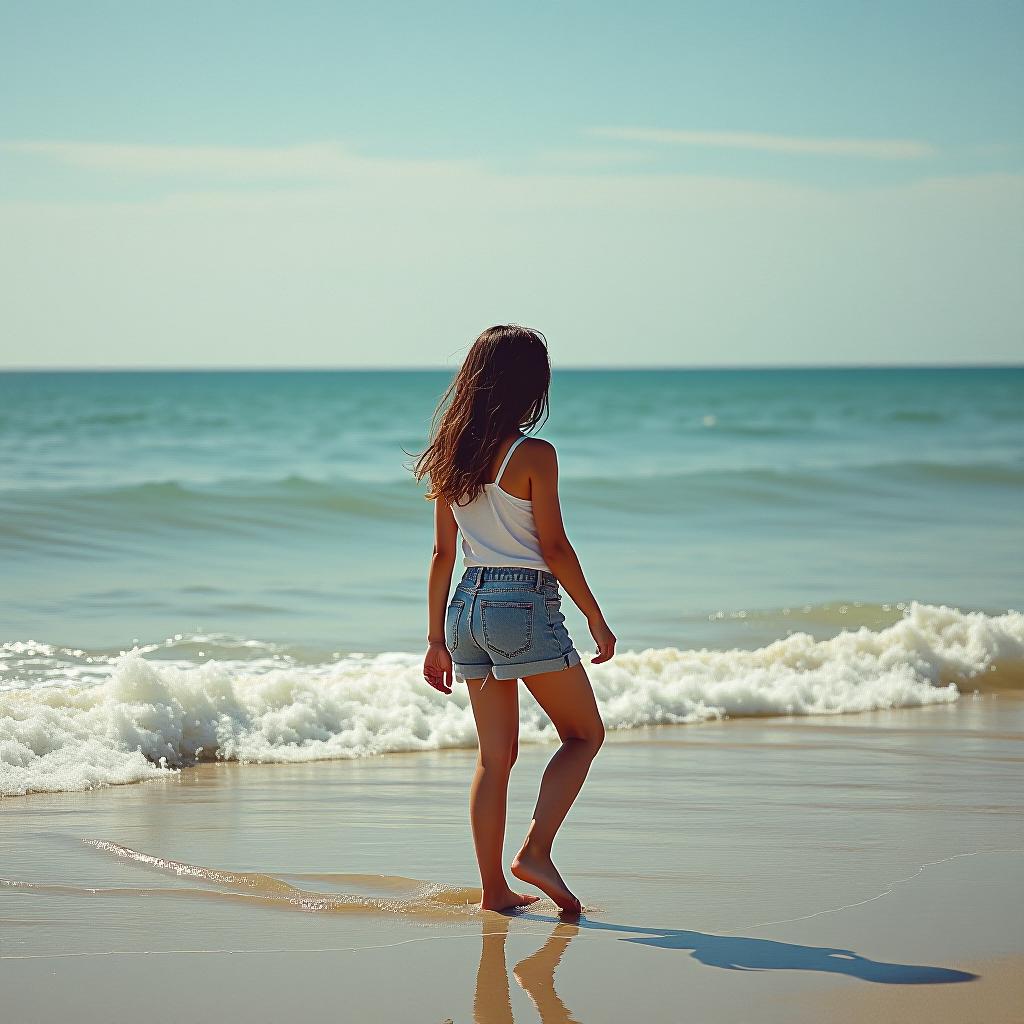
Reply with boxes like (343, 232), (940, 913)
(0, 140), (477, 179)
(588, 127), (937, 160)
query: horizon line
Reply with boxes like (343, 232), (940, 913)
(1, 362), (1022, 373)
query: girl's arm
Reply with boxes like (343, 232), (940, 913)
(529, 440), (617, 664)
(423, 497), (458, 692)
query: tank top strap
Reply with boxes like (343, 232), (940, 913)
(494, 434), (527, 486)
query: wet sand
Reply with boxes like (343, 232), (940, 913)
(2, 696), (1022, 1022)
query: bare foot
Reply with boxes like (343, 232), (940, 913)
(511, 845), (581, 915)
(479, 887), (541, 912)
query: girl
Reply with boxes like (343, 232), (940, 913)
(416, 325), (616, 915)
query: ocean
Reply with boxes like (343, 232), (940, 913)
(2, 366), (1022, 797)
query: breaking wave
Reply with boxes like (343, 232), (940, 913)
(2, 602), (1022, 797)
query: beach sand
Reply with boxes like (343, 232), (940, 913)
(2, 695), (1022, 1023)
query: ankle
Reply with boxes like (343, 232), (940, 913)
(481, 878), (513, 896)
(518, 836), (552, 860)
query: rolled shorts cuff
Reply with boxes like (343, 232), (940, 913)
(452, 662), (491, 682)
(493, 648), (582, 679)
(454, 647), (582, 683)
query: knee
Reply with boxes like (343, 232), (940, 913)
(571, 721), (604, 758)
(478, 744), (517, 775)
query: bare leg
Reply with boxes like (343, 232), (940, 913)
(467, 674), (539, 912)
(511, 663), (605, 913)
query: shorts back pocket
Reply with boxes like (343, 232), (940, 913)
(480, 600), (534, 658)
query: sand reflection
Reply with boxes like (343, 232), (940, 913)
(474, 917), (580, 1024)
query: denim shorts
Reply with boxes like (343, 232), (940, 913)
(446, 566), (582, 683)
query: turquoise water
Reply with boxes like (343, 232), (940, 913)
(3, 367), (1024, 795)
(1, 367), (1021, 662)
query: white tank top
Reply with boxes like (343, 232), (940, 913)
(449, 435), (549, 571)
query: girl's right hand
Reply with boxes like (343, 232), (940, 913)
(423, 641), (454, 694)
(588, 617), (617, 664)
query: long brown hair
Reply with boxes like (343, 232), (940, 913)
(412, 325), (551, 505)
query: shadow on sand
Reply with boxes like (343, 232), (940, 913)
(470, 913), (976, 1022)
(575, 914), (978, 984)
(612, 925), (976, 984)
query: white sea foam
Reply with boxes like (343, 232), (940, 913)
(2, 602), (1022, 797)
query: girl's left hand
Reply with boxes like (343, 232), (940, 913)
(423, 641), (454, 695)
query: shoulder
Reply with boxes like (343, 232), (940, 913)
(521, 436), (556, 458)
(520, 437), (558, 474)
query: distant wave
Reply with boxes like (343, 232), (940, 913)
(884, 410), (949, 424)
(2, 602), (1021, 798)
(2, 456), (1021, 504)
(0, 476), (423, 551)
(869, 460), (1024, 487)
(0, 475), (420, 510)
(2, 456), (1020, 557)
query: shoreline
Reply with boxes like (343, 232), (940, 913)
(4, 688), (1017, 804)
(2, 687), (1021, 803)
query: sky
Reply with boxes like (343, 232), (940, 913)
(1, 1), (1022, 368)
